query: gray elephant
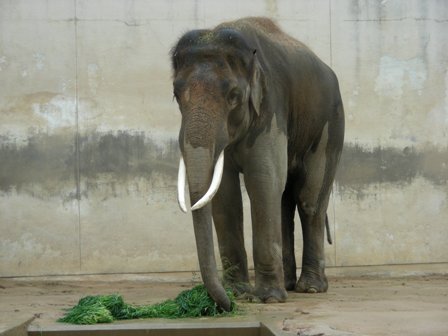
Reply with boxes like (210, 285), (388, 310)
(171, 17), (344, 311)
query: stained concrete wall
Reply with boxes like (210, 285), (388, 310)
(0, 0), (447, 277)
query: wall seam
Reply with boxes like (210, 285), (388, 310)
(74, 0), (82, 272)
(329, 0), (333, 67)
(329, 0), (337, 266)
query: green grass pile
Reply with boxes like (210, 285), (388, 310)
(58, 284), (237, 324)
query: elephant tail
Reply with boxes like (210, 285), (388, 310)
(325, 214), (333, 245)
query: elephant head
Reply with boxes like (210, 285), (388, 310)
(171, 28), (264, 311)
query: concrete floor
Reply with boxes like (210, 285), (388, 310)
(1, 273), (447, 336)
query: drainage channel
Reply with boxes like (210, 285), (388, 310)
(28, 321), (280, 336)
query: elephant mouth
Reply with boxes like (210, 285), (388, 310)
(177, 150), (225, 212)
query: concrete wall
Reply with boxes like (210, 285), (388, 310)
(1, 0), (447, 277)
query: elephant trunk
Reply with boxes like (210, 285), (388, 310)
(192, 205), (232, 311)
(180, 146), (231, 311)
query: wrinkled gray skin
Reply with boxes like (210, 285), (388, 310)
(171, 17), (344, 311)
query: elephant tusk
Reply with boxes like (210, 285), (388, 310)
(191, 151), (224, 211)
(177, 156), (188, 213)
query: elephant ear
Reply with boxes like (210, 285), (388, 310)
(249, 50), (265, 116)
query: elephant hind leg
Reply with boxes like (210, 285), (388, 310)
(295, 121), (342, 293)
(282, 178), (297, 291)
(296, 206), (329, 293)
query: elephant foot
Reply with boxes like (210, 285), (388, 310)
(254, 286), (288, 303)
(295, 271), (328, 293)
(284, 277), (297, 291)
(226, 281), (252, 298)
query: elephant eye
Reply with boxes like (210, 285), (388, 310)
(227, 88), (242, 108)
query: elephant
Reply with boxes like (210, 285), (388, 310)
(171, 17), (344, 311)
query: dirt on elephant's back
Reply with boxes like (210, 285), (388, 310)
(1, 275), (447, 336)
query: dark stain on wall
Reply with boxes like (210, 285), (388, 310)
(336, 143), (448, 189)
(0, 131), (179, 198)
(0, 133), (76, 195)
(79, 131), (178, 179)
(1, 134), (446, 199)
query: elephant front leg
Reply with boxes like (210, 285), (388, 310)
(243, 143), (288, 303)
(245, 172), (288, 303)
(212, 165), (250, 296)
